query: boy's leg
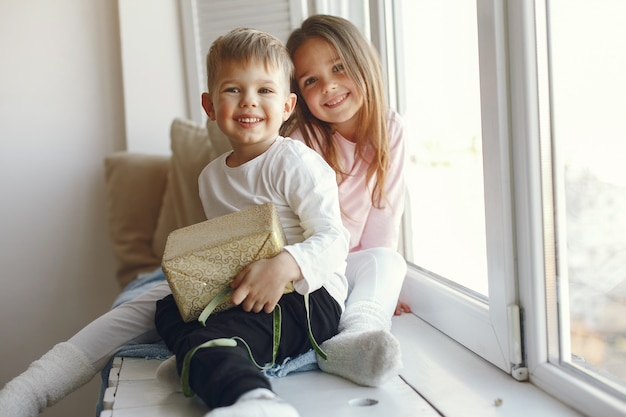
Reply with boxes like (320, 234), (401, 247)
(0, 280), (171, 416)
(156, 294), (273, 409)
(155, 289), (341, 413)
(317, 248), (406, 387)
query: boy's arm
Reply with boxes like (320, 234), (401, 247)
(226, 141), (349, 313)
(230, 251), (300, 313)
(281, 147), (349, 297)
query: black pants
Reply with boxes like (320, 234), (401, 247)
(155, 288), (341, 409)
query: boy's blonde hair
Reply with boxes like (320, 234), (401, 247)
(206, 28), (294, 94)
(282, 15), (390, 209)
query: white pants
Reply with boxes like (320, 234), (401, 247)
(68, 281), (171, 370)
(344, 248), (407, 317)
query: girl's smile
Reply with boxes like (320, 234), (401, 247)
(293, 37), (363, 140)
(324, 93), (350, 108)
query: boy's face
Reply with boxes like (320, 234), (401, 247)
(202, 60), (296, 158)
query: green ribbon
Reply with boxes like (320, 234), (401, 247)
(181, 292), (327, 397)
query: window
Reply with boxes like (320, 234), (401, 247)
(372, 0), (626, 415)
(385, 0), (520, 377)
(528, 1), (626, 414)
(546, 0), (626, 389)
(396, 0), (488, 297)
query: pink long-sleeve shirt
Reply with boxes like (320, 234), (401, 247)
(291, 109), (406, 252)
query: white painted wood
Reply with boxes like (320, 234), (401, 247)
(103, 313), (590, 416)
(272, 372), (437, 416)
(106, 357), (435, 416)
(394, 314), (583, 417)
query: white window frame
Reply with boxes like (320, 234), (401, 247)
(379, 0), (521, 377)
(381, 0), (625, 414)
(512, 1), (625, 415)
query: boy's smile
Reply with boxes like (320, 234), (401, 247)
(202, 60), (296, 166)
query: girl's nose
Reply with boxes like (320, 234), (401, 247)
(321, 79), (337, 94)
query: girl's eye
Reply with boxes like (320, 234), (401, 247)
(333, 63), (345, 72)
(303, 77), (316, 87)
(259, 88), (273, 94)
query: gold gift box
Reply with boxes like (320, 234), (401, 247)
(162, 203), (293, 322)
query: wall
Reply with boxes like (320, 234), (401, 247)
(0, 1), (124, 416)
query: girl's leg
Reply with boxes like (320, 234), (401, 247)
(69, 280), (171, 370)
(344, 248), (406, 315)
(317, 248), (407, 387)
(0, 342), (94, 417)
(0, 280), (171, 416)
(155, 289), (340, 416)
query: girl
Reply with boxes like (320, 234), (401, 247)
(281, 14), (410, 387)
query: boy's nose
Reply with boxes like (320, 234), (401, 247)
(239, 92), (258, 107)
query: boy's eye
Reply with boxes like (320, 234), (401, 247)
(303, 77), (316, 87)
(224, 87), (240, 93)
(259, 88), (273, 94)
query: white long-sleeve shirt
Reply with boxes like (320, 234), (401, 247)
(198, 136), (349, 309)
(291, 109), (406, 252)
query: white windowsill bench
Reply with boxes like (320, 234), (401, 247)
(100, 313), (582, 417)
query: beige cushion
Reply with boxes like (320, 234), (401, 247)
(151, 118), (231, 259)
(104, 152), (169, 287)
(105, 118), (230, 287)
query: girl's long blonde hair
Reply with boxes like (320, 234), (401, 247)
(282, 14), (390, 208)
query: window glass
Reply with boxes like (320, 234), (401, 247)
(399, 0), (488, 296)
(547, 0), (626, 392)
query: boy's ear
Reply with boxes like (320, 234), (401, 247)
(283, 92), (298, 122)
(202, 92), (216, 120)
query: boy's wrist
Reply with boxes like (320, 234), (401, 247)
(275, 251), (302, 285)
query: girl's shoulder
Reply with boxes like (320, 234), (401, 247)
(386, 108), (405, 145)
(272, 136), (329, 169)
(287, 128), (305, 142)
(386, 108), (404, 128)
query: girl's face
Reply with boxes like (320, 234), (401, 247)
(292, 37), (363, 140)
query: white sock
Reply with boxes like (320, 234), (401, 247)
(155, 355), (182, 392)
(205, 388), (299, 417)
(317, 300), (402, 387)
(0, 342), (96, 417)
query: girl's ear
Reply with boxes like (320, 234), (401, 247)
(283, 92), (298, 121)
(202, 92), (216, 120)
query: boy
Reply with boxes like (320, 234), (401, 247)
(153, 28), (349, 417)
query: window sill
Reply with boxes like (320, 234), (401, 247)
(101, 313), (584, 416)
(393, 313), (582, 416)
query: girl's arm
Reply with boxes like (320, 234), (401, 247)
(359, 110), (407, 250)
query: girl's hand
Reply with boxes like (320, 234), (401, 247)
(230, 251), (300, 314)
(394, 300), (411, 316)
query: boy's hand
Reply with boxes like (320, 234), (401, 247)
(230, 251), (300, 314)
